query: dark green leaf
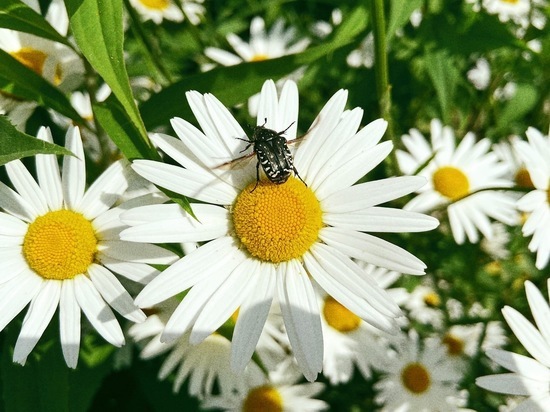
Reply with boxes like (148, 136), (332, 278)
(387, 0), (424, 42)
(0, 0), (70, 46)
(496, 83), (538, 130)
(0, 49), (83, 123)
(0, 115), (72, 165)
(65, 0), (148, 140)
(93, 94), (158, 161)
(140, 6), (368, 130)
(424, 50), (459, 122)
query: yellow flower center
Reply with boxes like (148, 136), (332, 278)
(401, 362), (431, 394)
(432, 166), (470, 200)
(54, 63), (63, 86)
(515, 167), (533, 189)
(23, 210), (98, 280)
(442, 333), (465, 356)
(10, 47), (47, 75)
(139, 0), (169, 10)
(250, 54), (269, 62)
(323, 296), (361, 332)
(243, 385), (283, 412)
(423, 291), (441, 307)
(232, 177), (323, 263)
(500, 0), (519, 4)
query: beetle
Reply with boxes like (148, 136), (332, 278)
(232, 118), (307, 192)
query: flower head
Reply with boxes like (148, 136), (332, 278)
(397, 119), (518, 244)
(121, 79), (438, 381)
(0, 126), (176, 368)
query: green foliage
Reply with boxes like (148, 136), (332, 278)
(0, 115), (72, 165)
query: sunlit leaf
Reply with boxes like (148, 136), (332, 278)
(0, 115), (72, 165)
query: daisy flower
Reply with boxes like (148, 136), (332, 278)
(467, 58), (491, 91)
(204, 17), (310, 115)
(120, 79), (438, 381)
(375, 331), (467, 411)
(477, 280), (550, 410)
(481, 0), (531, 27)
(201, 362), (328, 412)
(0, 126), (176, 368)
(128, 297), (275, 398)
(128, 0), (205, 25)
(404, 284), (445, 328)
(397, 119), (518, 244)
(513, 127), (550, 269)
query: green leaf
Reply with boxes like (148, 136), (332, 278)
(496, 84), (538, 130)
(0, 49), (83, 123)
(0, 0), (70, 46)
(93, 94), (159, 161)
(424, 50), (459, 122)
(387, 0), (424, 42)
(0, 115), (72, 165)
(65, 0), (148, 141)
(140, 6), (368, 130)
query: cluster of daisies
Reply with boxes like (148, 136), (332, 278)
(1, 0), (549, 411)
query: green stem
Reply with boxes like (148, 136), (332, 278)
(370, 0), (398, 172)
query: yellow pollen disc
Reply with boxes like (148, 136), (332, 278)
(139, 0), (169, 10)
(484, 261), (502, 275)
(250, 54), (269, 62)
(233, 177), (323, 263)
(501, 0), (519, 3)
(323, 296), (361, 332)
(243, 385), (283, 412)
(401, 362), (431, 394)
(515, 168), (533, 189)
(423, 291), (441, 307)
(11, 47), (47, 75)
(432, 166), (470, 200)
(23, 210), (98, 280)
(54, 63), (63, 86)
(442, 333), (465, 356)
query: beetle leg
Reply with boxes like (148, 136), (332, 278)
(293, 166), (307, 187)
(250, 161), (261, 192)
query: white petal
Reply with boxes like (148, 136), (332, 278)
(62, 126), (86, 209)
(0, 271), (43, 331)
(277, 260), (323, 382)
(526, 281), (550, 347)
(101, 257), (160, 284)
(131, 160), (237, 206)
(324, 207), (439, 233)
(476, 373), (548, 396)
(321, 176), (427, 212)
(135, 236), (239, 308)
(503, 306), (550, 367)
(304, 245), (400, 332)
(73, 274), (124, 347)
(36, 127), (63, 210)
(5, 160), (49, 216)
(59, 280), (81, 368)
(190, 259), (259, 344)
(0, 211), (27, 236)
(485, 348), (550, 381)
(98, 240), (177, 265)
(319, 226), (427, 275)
(231, 262), (276, 372)
(77, 160), (128, 219)
(0, 181), (37, 222)
(88, 264), (145, 323)
(0, 248), (27, 284)
(13, 280), (60, 365)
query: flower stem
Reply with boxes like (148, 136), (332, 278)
(370, 0), (398, 171)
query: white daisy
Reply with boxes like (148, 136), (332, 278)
(482, 0), (531, 26)
(128, 0), (204, 25)
(346, 32), (375, 69)
(375, 331), (467, 411)
(120, 79), (438, 381)
(201, 363), (328, 412)
(404, 283), (445, 328)
(397, 119), (519, 244)
(0, 126), (176, 368)
(128, 297), (269, 398)
(204, 17), (310, 115)
(0, 18), (84, 128)
(477, 280), (550, 410)
(513, 127), (550, 269)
